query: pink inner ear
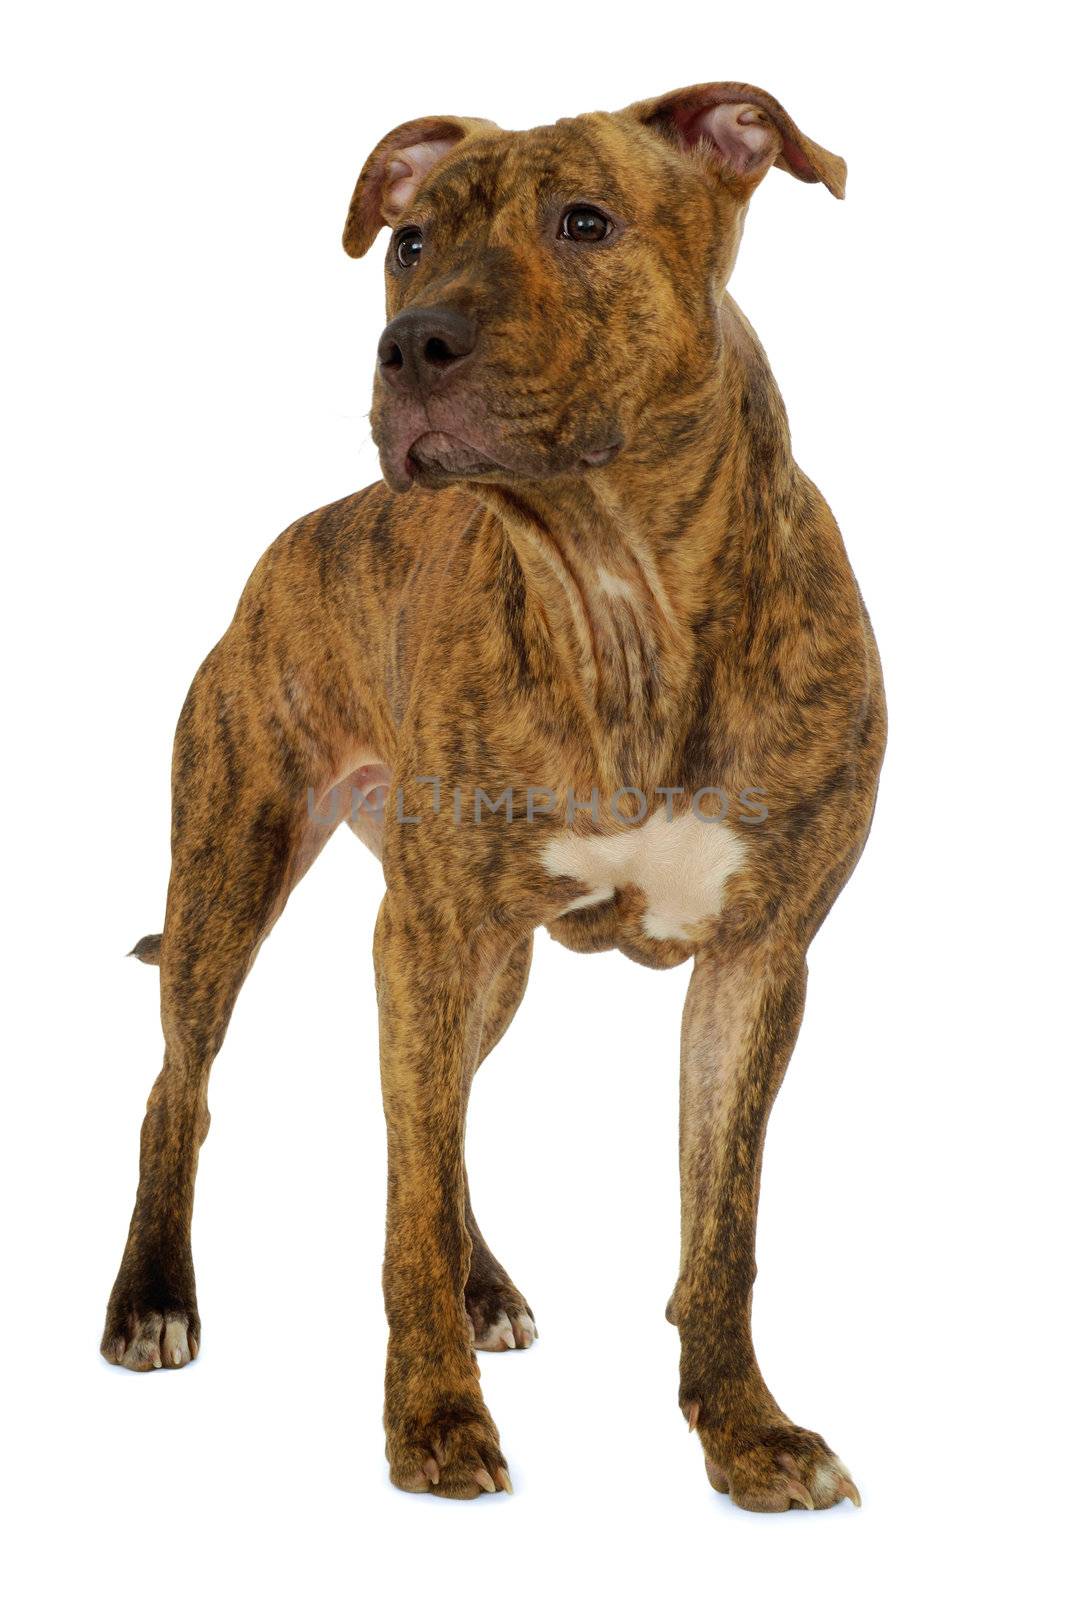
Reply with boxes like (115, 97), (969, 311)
(691, 102), (777, 176)
(382, 138), (459, 220)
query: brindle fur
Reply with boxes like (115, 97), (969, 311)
(102, 82), (885, 1511)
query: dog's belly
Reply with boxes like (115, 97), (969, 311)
(541, 810), (749, 965)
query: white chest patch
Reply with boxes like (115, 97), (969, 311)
(542, 810), (749, 941)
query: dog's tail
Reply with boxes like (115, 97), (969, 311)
(128, 933), (162, 966)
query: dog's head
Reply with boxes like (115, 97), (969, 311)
(343, 83), (845, 493)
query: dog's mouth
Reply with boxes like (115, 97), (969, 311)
(407, 431), (505, 481)
(374, 393), (625, 493)
(400, 429), (623, 492)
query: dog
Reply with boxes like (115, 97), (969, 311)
(102, 80), (886, 1511)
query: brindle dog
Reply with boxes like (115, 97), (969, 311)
(102, 81), (886, 1512)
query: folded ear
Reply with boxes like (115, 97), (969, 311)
(624, 82), (846, 200)
(342, 114), (499, 258)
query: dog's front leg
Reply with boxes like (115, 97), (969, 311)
(672, 945), (861, 1512)
(374, 892), (514, 1497)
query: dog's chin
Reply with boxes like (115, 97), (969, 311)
(406, 432), (510, 489)
(376, 428), (504, 493)
(379, 427), (624, 495)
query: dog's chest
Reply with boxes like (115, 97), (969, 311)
(541, 810), (749, 943)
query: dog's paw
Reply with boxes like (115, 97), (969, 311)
(687, 1407), (860, 1512)
(101, 1307), (199, 1371)
(465, 1280), (537, 1352)
(387, 1397), (512, 1498)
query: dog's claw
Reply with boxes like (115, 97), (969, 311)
(687, 1401), (700, 1432)
(496, 1467), (513, 1493)
(423, 1456), (440, 1486)
(838, 1476), (861, 1507)
(513, 1313), (536, 1349)
(474, 1467), (497, 1494)
(786, 1480), (815, 1510)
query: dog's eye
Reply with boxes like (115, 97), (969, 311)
(394, 227), (423, 268)
(559, 206), (612, 243)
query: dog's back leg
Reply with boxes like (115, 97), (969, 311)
(100, 626), (356, 1370)
(463, 937), (537, 1351)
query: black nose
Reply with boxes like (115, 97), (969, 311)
(377, 306), (477, 391)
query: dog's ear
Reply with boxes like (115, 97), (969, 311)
(623, 82), (845, 201)
(342, 115), (499, 258)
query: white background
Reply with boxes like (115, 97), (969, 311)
(3, 2), (1064, 1596)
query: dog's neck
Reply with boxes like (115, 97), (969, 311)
(479, 301), (797, 748)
